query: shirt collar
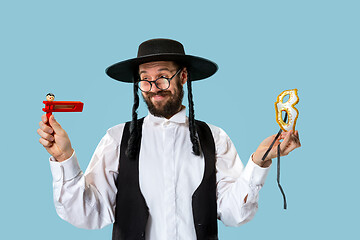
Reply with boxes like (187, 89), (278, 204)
(147, 106), (187, 125)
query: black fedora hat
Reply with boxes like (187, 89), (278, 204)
(105, 38), (218, 83)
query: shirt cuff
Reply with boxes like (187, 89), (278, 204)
(242, 154), (271, 187)
(49, 151), (81, 182)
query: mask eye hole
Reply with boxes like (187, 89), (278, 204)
(282, 94), (290, 103)
(281, 110), (289, 124)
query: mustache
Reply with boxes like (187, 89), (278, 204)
(146, 91), (172, 98)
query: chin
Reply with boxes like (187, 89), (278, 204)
(151, 100), (167, 108)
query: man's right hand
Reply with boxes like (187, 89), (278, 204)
(37, 114), (74, 162)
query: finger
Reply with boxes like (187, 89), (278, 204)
(295, 130), (299, 137)
(280, 131), (287, 139)
(281, 141), (300, 156)
(39, 137), (54, 148)
(39, 121), (54, 134)
(37, 128), (55, 142)
(263, 137), (283, 159)
(280, 133), (301, 156)
(294, 131), (301, 146)
(261, 134), (278, 146)
(49, 115), (63, 134)
(291, 133), (301, 146)
(279, 130), (292, 153)
(41, 114), (49, 124)
(284, 131), (301, 146)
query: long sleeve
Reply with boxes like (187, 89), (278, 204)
(210, 125), (271, 227)
(49, 124), (124, 229)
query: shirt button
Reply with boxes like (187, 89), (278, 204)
(163, 121), (170, 126)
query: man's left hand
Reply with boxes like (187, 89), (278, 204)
(252, 130), (301, 167)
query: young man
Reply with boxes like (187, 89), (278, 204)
(38, 39), (300, 240)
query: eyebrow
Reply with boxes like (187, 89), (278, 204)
(139, 67), (172, 75)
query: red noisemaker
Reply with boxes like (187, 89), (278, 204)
(43, 101), (84, 119)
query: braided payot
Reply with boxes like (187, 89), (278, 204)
(187, 71), (200, 156)
(126, 79), (140, 160)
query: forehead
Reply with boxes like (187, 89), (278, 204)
(138, 61), (177, 73)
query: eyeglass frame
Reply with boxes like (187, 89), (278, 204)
(137, 68), (183, 92)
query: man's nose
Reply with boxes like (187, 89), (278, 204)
(149, 83), (161, 93)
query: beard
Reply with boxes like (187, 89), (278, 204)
(142, 80), (184, 119)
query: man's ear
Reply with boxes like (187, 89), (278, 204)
(181, 67), (188, 85)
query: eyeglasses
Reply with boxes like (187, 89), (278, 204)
(138, 68), (182, 92)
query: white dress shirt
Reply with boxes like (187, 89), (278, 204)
(49, 108), (271, 240)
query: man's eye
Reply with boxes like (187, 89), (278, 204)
(160, 75), (168, 79)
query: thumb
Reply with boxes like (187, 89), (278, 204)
(49, 115), (63, 133)
(262, 134), (278, 146)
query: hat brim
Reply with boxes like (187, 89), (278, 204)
(105, 53), (218, 83)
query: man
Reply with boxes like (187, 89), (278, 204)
(37, 39), (300, 240)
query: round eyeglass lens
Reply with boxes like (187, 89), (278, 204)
(139, 81), (151, 92)
(155, 78), (170, 90)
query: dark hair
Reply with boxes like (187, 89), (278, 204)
(125, 74), (140, 160)
(186, 70), (200, 156)
(46, 93), (55, 97)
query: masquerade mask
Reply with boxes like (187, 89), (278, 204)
(275, 89), (299, 132)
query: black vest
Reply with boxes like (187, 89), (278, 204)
(112, 119), (218, 240)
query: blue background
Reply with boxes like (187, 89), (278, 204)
(1, 0), (359, 239)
